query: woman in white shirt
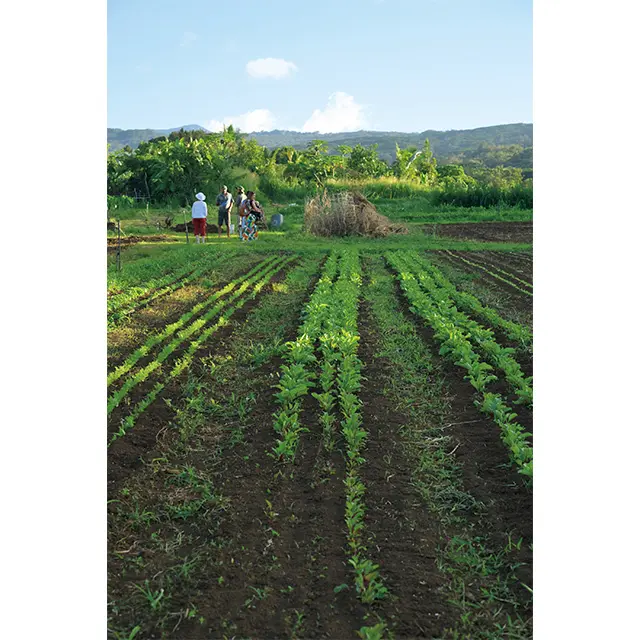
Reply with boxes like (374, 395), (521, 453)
(191, 192), (208, 243)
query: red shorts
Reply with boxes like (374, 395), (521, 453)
(192, 218), (207, 236)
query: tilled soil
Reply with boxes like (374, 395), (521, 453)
(357, 302), (457, 637)
(390, 276), (533, 607)
(107, 235), (181, 252)
(431, 250), (533, 320)
(108, 253), (533, 639)
(426, 221), (533, 243)
(107, 263), (293, 492)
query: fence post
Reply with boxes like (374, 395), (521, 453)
(116, 220), (122, 272)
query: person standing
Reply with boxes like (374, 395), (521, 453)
(191, 192), (208, 244)
(240, 190), (261, 241)
(235, 186), (247, 237)
(216, 185), (233, 239)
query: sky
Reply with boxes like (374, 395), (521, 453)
(108, 0), (532, 133)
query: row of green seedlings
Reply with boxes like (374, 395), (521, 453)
(107, 255), (281, 387)
(392, 253), (533, 408)
(332, 253), (390, 605)
(271, 252), (340, 462)
(331, 252), (390, 639)
(271, 251), (389, 636)
(447, 250), (534, 290)
(466, 253), (534, 290)
(386, 251), (533, 479)
(443, 250), (533, 297)
(484, 251), (534, 282)
(108, 255), (223, 327)
(396, 253), (533, 406)
(406, 250), (532, 353)
(108, 256), (296, 444)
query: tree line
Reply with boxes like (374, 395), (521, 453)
(107, 127), (532, 208)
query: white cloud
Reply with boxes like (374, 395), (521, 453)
(301, 92), (367, 133)
(180, 31), (197, 47)
(206, 109), (276, 133)
(246, 58), (298, 79)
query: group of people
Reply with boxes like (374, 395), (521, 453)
(191, 185), (265, 243)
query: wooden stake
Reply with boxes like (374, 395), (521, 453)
(116, 220), (122, 271)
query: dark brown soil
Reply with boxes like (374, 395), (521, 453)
(464, 252), (534, 288)
(107, 235), (182, 251)
(108, 255), (533, 638)
(107, 263), (293, 493)
(432, 251), (533, 319)
(357, 301), (458, 637)
(425, 221), (532, 243)
(179, 367), (367, 639)
(389, 275), (533, 608)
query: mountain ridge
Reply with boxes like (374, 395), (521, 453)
(107, 123), (533, 163)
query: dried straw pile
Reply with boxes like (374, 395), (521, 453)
(304, 191), (408, 238)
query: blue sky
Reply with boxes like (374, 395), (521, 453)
(108, 0), (532, 133)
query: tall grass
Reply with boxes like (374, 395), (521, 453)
(259, 175), (533, 209)
(431, 184), (533, 208)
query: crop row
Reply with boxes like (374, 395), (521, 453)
(404, 251), (532, 352)
(107, 251), (231, 326)
(107, 255), (280, 387)
(472, 255), (533, 290)
(271, 252), (338, 461)
(444, 250), (534, 297)
(484, 251), (534, 281)
(107, 256), (293, 420)
(108, 263), (199, 325)
(386, 252), (533, 479)
(272, 250), (389, 637)
(108, 255), (295, 444)
(393, 252), (533, 407)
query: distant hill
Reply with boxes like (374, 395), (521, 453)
(107, 124), (210, 151)
(107, 123), (532, 163)
(248, 124), (532, 163)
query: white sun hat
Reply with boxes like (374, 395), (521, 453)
(195, 192), (206, 201)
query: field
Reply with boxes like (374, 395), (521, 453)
(107, 206), (533, 639)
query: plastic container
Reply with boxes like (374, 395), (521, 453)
(270, 213), (284, 228)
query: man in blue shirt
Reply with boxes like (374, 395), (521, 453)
(215, 185), (234, 239)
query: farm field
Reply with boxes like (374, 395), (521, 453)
(107, 226), (533, 639)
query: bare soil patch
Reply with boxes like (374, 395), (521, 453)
(425, 221), (532, 243)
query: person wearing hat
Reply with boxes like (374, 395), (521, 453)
(215, 185), (233, 239)
(235, 186), (247, 237)
(191, 192), (208, 244)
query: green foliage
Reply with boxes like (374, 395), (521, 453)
(432, 183), (533, 208)
(107, 125), (533, 209)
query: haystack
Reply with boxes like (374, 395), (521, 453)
(304, 191), (408, 238)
